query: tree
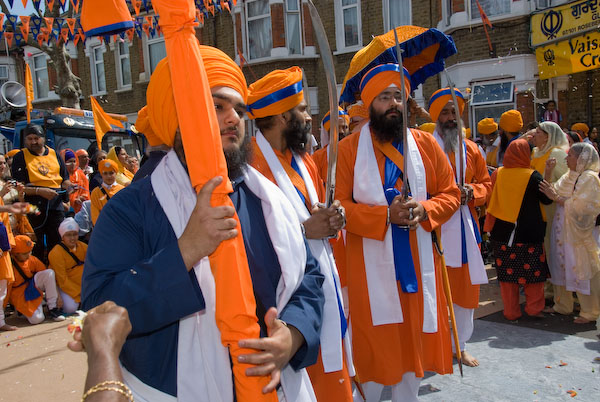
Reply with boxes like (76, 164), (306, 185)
(0, 1), (82, 108)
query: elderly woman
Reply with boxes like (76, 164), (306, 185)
(485, 139), (553, 320)
(106, 146), (133, 187)
(540, 142), (600, 324)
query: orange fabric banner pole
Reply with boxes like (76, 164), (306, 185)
(25, 64), (34, 123)
(90, 96), (124, 148)
(151, 1), (274, 400)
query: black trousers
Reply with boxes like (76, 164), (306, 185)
(29, 209), (65, 262)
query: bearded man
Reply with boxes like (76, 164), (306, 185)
(335, 63), (460, 402)
(429, 88), (491, 367)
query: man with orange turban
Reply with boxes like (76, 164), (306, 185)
(247, 66), (352, 402)
(335, 64), (460, 401)
(497, 109), (523, 166)
(83, 47), (324, 401)
(312, 106), (350, 180)
(477, 117), (500, 167)
(429, 88), (491, 368)
(571, 122), (591, 144)
(347, 102), (369, 134)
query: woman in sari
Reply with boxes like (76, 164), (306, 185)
(60, 149), (90, 213)
(106, 146), (133, 187)
(485, 139), (552, 320)
(539, 142), (600, 324)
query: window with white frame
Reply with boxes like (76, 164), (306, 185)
(116, 40), (132, 89)
(147, 37), (167, 75)
(32, 54), (49, 99)
(0, 65), (8, 87)
(246, 0), (272, 60)
(90, 44), (106, 94)
(336, 0), (361, 51)
(285, 0), (302, 55)
(470, 0), (511, 20)
(383, 0), (411, 31)
(470, 81), (515, 136)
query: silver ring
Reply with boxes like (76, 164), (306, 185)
(408, 207), (414, 220)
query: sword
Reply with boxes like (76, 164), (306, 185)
(307, 0), (339, 207)
(443, 70), (466, 190)
(393, 28), (410, 201)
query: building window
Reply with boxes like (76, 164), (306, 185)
(147, 37), (167, 74)
(32, 54), (49, 99)
(246, 0), (272, 60)
(342, 0), (360, 48)
(285, 0), (302, 55)
(471, 81), (515, 137)
(383, 0), (411, 31)
(470, 0), (511, 19)
(116, 41), (132, 89)
(0, 65), (8, 87)
(91, 44), (106, 94)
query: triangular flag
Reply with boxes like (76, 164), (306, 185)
(61, 27), (69, 43)
(133, 0), (141, 16)
(4, 32), (13, 47)
(66, 18), (76, 35)
(44, 17), (54, 31)
(25, 63), (34, 123)
(90, 96), (124, 147)
(59, 0), (67, 11)
(31, 16), (42, 31)
(70, 0), (80, 14)
(6, 15), (18, 31)
(47, 0), (55, 11)
(142, 23), (150, 38)
(0, 32), (4, 42)
(0, 14), (4, 32)
(31, 26), (40, 41)
(125, 28), (134, 42)
(55, 18), (64, 28)
(6, 0), (14, 8)
(22, 0), (28, 8)
(14, 32), (23, 46)
(475, 0), (493, 29)
(223, 1), (230, 14)
(145, 16), (153, 26)
(20, 16), (30, 42)
(32, 0), (42, 11)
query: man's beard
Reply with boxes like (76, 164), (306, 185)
(284, 112), (311, 154)
(437, 121), (459, 153)
(369, 106), (403, 143)
(224, 132), (252, 181)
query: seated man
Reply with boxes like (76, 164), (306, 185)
(90, 159), (124, 225)
(9, 235), (65, 323)
(48, 218), (87, 314)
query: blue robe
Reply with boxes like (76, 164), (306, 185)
(82, 174), (324, 397)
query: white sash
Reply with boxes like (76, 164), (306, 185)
(151, 150), (315, 401)
(433, 130), (488, 285)
(255, 131), (353, 374)
(353, 124), (438, 333)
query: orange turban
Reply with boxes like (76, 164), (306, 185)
(360, 64), (411, 109)
(477, 117), (498, 135)
(465, 128), (472, 139)
(348, 102), (369, 120)
(499, 109), (523, 133)
(199, 45), (248, 102)
(5, 149), (19, 158)
(13, 235), (34, 254)
(98, 159), (119, 174)
(247, 66), (304, 119)
(418, 122), (436, 133)
(571, 122), (589, 135)
(428, 87), (465, 122)
(322, 107), (350, 132)
(80, 0), (134, 36)
(75, 149), (88, 157)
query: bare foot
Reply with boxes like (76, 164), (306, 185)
(574, 316), (592, 324)
(454, 351), (480, 367)
(0, 324), (17, 331)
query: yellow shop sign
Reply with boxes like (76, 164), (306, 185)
(531, 0), (600, 47)
(536, 30), (600, 79)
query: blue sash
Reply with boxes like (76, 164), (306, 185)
(456, 142), (483, 264)
(290, 157), (307, 207)
(383, 141), (418, 293)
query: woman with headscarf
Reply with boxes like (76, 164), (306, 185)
(60, 149), (90, 214)
(485, 139), (553, 320)
(539, 142), (600, 324)
(106, 146), (133, 186)
(88, 149), (107, 193)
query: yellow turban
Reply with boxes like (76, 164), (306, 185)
(571, 122), (589, 135)
(5, 149), (19, 158)
(98, 159), (119, 174)
(13, 235), (34, 254)
(348, 102), (369, 120)
(477, 118), (498, 135)
(465, 128), (472, 139)
(322, 107), (350, 132)
(418, 122), (436, 133)
(428, 88), (465, 122)
(247, 66), (304, 119)
(499, 109), (523, 133)
(360, 64), (411, 109)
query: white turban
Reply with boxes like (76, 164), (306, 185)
(59, 217), (80, 238)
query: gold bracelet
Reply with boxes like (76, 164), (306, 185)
(81, 380), (133, 402)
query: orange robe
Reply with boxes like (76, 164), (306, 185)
(48, 241), (87, 303)
(445, 139), (492, 308)
(336, 129), (460, 384)
(69, 168), (90, 213)
(90, 184), (125, 225)
(0, 199), (16, 284)
(250, 138), (353, 402)
(9, 256), (47, 317)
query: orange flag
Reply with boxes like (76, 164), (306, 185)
(151, 0), (274, 400)
(475, 0), (493, 29)
(22, 0), (28, 7)
(66, 18), (76, 35)
(20, 16), (30, 42)
(70, 0), (80, 13)
(0, 14), (4, 31)
(47, 0), (55, 11)
(125, 27), (134, 42)
(25, 63), (34, 123)
(90, 96), (124, 147)
(60, 27), (69, 43)
(133, 0), (141, 16)
(44, 17), (54, 31)
(4, 32), (13, 47)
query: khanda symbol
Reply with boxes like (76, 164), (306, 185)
(541, 10), (563, 40)
(544, 49), (556, 66)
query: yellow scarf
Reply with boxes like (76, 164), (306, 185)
(106, 147), (134, 181)
(530, 147), (555, 175)
(487, 167), (533, 223)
